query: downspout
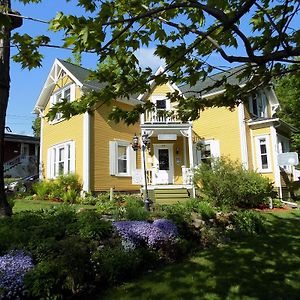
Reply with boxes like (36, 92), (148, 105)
(36, 107), (44, 180)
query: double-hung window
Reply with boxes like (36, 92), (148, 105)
(193, 139), (220, 166)
(47, 141), (75, 178)
(255, 135), (272, 173)
(51, 84), (75, 123)
(109, 141), (136, 176)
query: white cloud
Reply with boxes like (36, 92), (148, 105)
(135, 48), (165, 70)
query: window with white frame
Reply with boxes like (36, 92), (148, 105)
(109, 141), (136, 176)
(277, 135), (291, 172)
(193, 139), (220, 166)
(255, 135), (272, 172)
(47, 141), (75, 178)
(50, 84), (75, 122)
(249, 91), (267, 118)
(277, 135), (290, 154)
(152, 96), (171, 121)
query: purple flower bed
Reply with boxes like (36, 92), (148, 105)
(0, 251), (34, 300)
(113, 219), (178, 249)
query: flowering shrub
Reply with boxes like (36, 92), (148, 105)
(152, 219), (179, 237)
(113, 219), (178, 250)
(0, 250), (34, 299)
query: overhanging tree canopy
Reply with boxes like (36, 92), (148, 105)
(44, 0), (300, 123)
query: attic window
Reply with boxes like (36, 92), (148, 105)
(50, 84), (75, 123)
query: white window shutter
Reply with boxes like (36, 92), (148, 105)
(210, 140), (220, 158)
(70, 84), (76, 102)
(192, 143), (201, 166)
(109, 141), (117, 175)
(47, 148), (53, 179)
(70, 141), (76, 173)
(129, 147), (136, 175)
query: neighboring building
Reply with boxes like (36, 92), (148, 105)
(34, 59), (297, 200)
(4, 133), (39, 178)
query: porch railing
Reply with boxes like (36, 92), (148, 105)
(4, 155), (37, 173)
(182, 166), (193, 185)
(143, 167), (193, 186)
(143, 110), (182, 124)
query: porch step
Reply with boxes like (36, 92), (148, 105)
(154, 188), (190, 205)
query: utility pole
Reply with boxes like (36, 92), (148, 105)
(0, 0), (22, 216)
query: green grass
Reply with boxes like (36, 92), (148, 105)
(101, 210), (300, 300)
(12, 198), (95, 213)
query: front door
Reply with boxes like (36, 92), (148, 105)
(153, 144), (173, 184)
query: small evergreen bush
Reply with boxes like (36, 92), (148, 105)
(194, 157), (275, 208)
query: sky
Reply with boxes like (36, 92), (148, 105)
(7, 0), (166, 136)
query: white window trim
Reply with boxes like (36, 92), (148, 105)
(193, 139), (220, 166)
(47, 141), (75, 179)
(249, 91), (267, 118)
(255, 135), (272, 173)
(50, 83), (76, 124)
(277, 134), (292, 173)
(109, 140), (136, 177)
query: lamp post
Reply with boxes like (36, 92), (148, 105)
(132, 133), (152, 211)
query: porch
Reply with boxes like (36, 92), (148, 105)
(134, 121), (197, 202)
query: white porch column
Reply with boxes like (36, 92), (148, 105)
(188, 126), (195, 198)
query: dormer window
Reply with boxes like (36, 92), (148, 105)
(249, 91), (267, 118)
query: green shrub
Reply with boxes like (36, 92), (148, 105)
(272, 198), (284, 208)
(33, 174), (82, 203)
(24, 260), (69, 300)
(67, 210), (113, 239)
(194, 157), (275, 208)
(91, 246), (153, 284)
(25, 236), (94, 300)
(230, 210), (267, 236)
(185, 198), (216, 221)
(123, 197), (150, 221)
(33, 180), (54, 200)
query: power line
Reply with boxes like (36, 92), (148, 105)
(3, 12), (49, 24)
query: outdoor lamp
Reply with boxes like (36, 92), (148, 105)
(131, 134), (140, 151)
(132, 133), (152, 211)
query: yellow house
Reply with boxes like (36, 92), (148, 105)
(34, 60), (297, 199)
(34, 59), (141, 193)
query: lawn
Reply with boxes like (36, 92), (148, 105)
(101, 210), (300, 300)
(12, 198), (95, 213)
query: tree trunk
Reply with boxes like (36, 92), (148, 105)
(0, 0), (12, 217)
